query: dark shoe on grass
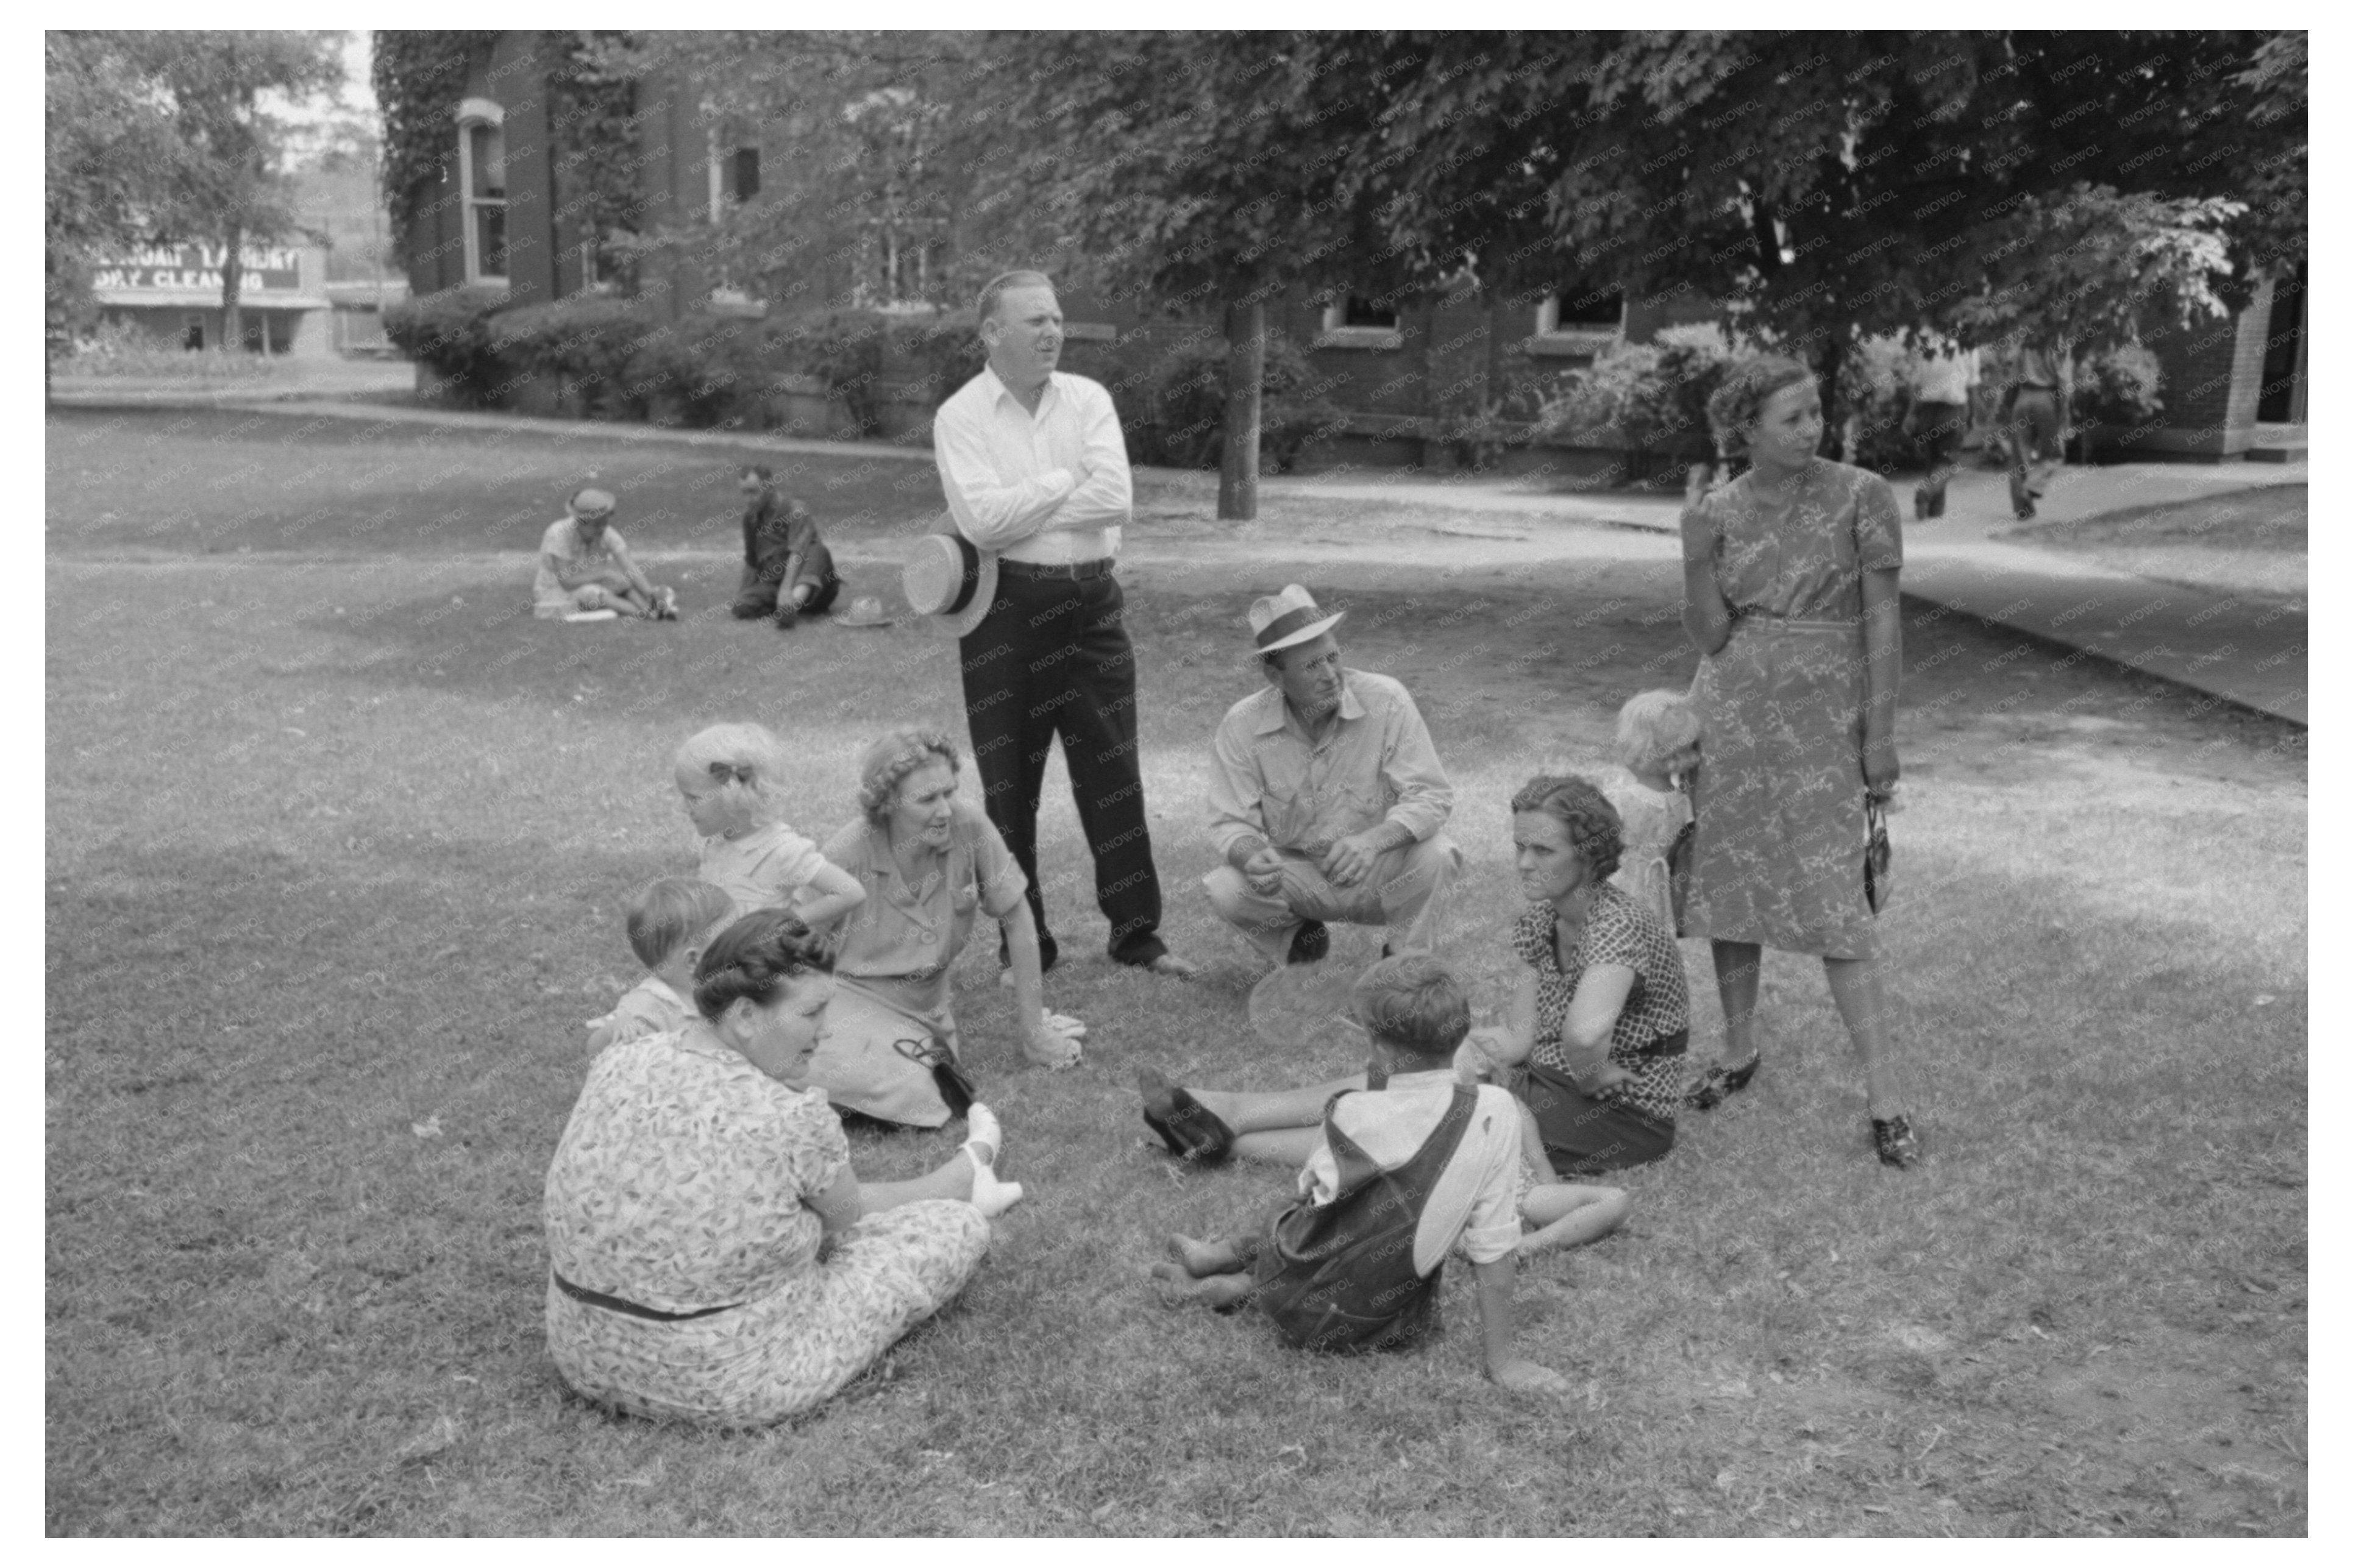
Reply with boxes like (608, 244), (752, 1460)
(1684, 1051), (1759, 1111)
(1872, 1113), (1921, 1169)
(1287, 919), (1330, 966)
(1138, 1068), (1235, 1165)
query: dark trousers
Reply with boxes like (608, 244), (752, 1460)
(731, 544), (840, 620)
(957, 569), (1166, 969)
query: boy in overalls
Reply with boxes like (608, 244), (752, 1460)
(1152, 956), (1569, 1394)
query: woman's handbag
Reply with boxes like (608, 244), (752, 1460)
(1864, 796), (1892, 915)
(892, 1034), (978, 1118)
(1665, 817), (1696, 936)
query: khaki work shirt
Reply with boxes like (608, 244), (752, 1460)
(1207, 669), (1453, 862)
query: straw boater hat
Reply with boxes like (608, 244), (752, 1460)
(1248, 584), (1345, 654)
(836, 593), (894, 629)
(902, 514), (997, 639)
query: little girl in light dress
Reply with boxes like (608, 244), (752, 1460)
(673, 723), (866, 928)
(1603, 690), (1701, 934)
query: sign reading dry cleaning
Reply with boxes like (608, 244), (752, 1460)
(91, 245), (304, 294)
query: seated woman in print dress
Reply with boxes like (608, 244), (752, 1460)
(804, 729), (1088, 1128)
(543, 911), (1022, 1428)
(1676, 354), (1918, 1168)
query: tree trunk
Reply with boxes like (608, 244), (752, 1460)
(1483, 289), (1506, 409)
(1217, 298), (1265, 521)
(1815, 337), (1843, 461)
(221, 219), (244, 355)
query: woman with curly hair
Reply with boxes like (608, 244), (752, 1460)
(1678, 354), (1918, 1167)
(543, 910), (1023, 1427)
(804, 728), (1088, 1127)
(1137, 774), (1689, 1180)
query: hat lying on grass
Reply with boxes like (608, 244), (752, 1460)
(837, 594), (894, 628)
(903, 516), (995, 639)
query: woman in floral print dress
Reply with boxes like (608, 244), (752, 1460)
(1677, 355), (1918, 1168)
(543, 911), (1024, 1427)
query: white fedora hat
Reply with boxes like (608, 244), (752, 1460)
(1248, 584), (1345, 655)
(902, 515), (998, 639)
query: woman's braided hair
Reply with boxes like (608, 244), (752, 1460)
(691, 909), (834, 1023)
(1509, 773), (1624, 885)
(1705, 354), (1816, 458)
(857, 727), (963, 826)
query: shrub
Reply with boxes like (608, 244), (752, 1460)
(1535, 323), (1733, 456)
(624, 314), (777, 428)
(774, 311), (889, 435)
(1148, 332), (1344, 474)
(2072, 342), (2164, 429)
(899, 313), (988, 406)
(1839, 336), (1918, 477)
(382, 286), (505, 404)
(483, 295), (662, 419)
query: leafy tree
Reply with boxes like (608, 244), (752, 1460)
(45, 32), (191, 366)
(153, 31), (346, 352)
(1009, 32), (1418, 519)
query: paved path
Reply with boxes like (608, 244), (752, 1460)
(48, 382), (2307, 725)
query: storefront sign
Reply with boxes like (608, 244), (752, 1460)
(91, 245), (304, 294)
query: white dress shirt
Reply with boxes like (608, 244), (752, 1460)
(931, 365), (1130, 566)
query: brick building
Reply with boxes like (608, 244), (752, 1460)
(397, 32), (2295, 468)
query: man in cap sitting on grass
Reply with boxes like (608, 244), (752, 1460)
(533, 486), (680, 621)
(1205, 585), (1460, 968)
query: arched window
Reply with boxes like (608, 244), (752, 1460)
(455, 98), (508, 286)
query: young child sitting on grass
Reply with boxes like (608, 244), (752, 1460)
(1148, 956), (1592, 1393)
(533, 486), (680, 622)
(584, 877), (737, 1051)
(674, 723), (867, 926)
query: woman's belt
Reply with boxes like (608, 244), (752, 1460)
(1734, 612), (1859, 633)
(551, 1271), (741, 1322)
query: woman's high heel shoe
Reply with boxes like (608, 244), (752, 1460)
(1684, 1052), (1760, 1112)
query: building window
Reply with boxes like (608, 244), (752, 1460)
(1317, 296), (1404, 350)
(455, 99), (508, 286)
(733, 147), (760, 202)
(1530, 289), (1625, 357)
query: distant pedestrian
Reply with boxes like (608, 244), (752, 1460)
(1906, 339), (1978, 520)
(533, 487), (679, 620)
(2000, 339), (2064, 520)
(1677, 355), (1919, 1168)
(732, 465), (840, 629)
(919, 268), (1195, 981)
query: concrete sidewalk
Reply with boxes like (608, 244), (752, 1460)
(47, 384), (2307, 725)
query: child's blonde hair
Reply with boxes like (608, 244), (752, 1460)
(1614, 689), (1702, 777)
(1350, 954), (1472, 1064)
(674, 723), (791, 819)
(625, 878), (737, 970)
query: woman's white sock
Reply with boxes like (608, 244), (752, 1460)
(969, 1158), (1024, 1218)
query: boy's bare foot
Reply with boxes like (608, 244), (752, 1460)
(1164, 1233), (1237, 1278)
(1151, 1272), (1255, 1311)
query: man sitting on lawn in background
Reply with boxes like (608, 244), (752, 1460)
(1205, 585), (1459, 967)
(732, 464), (841, 629)
(1148, 955), (1570, 1394)
(532, 486), (678, 621)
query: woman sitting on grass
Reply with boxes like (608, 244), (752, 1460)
(805, 729), (1087, 1128)
(1142, 774), (1689, 1185)
(543, 910), (1023, 1428)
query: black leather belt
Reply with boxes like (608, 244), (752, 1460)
(552, 1271), (740, 1322)
(997, 556), (1116, 581)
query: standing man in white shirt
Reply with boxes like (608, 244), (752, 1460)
(930, 270), (1197, 981)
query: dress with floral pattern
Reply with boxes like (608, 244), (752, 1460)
(1685, 457), (1902, 960)
(1514, 884), (1690, 1126)
(542, 1027), (988, 1427)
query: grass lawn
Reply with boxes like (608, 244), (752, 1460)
(47, 410), (2307, 1536)
(2001, 486), (2307, 605)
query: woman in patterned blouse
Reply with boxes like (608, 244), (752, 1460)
(1463, 775), (1690, 1175)
(543, 911), (1023, 1427)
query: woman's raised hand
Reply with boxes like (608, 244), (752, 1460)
(1678, 463), (1718, 564)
